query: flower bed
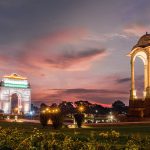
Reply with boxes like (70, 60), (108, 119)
(0, 127), (150, 150)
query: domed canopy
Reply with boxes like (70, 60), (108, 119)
(133, 33), (150, 49)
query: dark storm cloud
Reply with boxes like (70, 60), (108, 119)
(45, 49), (106, 68)
(32, 88), (129, 107)
(117, 77), (130, 83)
(61, 88), (128, 95)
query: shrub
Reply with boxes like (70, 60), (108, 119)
(99, 130), (120, 139)
(39, 113), (49, 127)
(50, 113), (64, 129)
(74, 113), (84, 128)
(0, 126), (150, 149)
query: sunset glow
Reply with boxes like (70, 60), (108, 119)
(0, 0), (148, 106)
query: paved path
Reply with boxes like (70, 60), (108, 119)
(2, 119), (150, 126)
(84, 121), (150, 127)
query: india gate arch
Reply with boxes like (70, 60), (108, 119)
(128, 33), (150, 117)
(0, 73), (31, 114)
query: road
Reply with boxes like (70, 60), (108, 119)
(2, 118), (150, 127)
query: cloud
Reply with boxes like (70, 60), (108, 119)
(31, 87), (129, 107)
(45, 48), (107, 70)
(61, 88), (128, 95)
(117, 77), (130, 83)
(0, 28), (108, 74)
(123, 23), (150, 37)
(84, 33), (128, 42)
(17, 28), (108, 71)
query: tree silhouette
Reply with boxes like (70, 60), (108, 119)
(112, 100), (126, 114)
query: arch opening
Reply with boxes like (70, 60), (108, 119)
(133, 51), (147, 65)
(134, 57), (144, 98)
(11, 93), (19, 114)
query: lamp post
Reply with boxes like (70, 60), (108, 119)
(94, 110), (98, 123)
(78, 106), (84, 113)
(108, 112), (114, 122)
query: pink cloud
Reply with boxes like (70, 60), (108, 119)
(123, 23), (150, 36)
(30, 74), (130, 106)
(18, 28), (108, 72)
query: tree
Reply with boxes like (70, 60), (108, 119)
(40, 113), (49, 127)
(74, 100), (92, 114)
(59, 101), (75, 115)
(74, 113), (84, 128)
(40, 103), (47, 110)
(90, 104), (110, 115)
(31, 104), (39, 114)
(112, 100), (126, 114)
(50, 103), (57, 108)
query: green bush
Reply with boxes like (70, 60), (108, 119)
(39, 113), (49, 127)
(50, 113), (64, 129)
(74, 113), (84, 128)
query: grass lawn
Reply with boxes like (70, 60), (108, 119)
(0, 121), (150, 149)
(0, 121), (150, 137)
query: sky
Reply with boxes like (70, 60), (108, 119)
(0, 0), (149, 107)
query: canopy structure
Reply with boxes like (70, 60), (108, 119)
(128, 33), (150, 117)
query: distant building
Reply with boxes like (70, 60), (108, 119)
(0, 73), (31, 114)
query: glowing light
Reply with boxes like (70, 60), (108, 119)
(3, 103), (9, 113)
(24, 103), (29, 112)
(46, 108), (49, 111)
(108, 114), (114, 122)
(29, 111), (34, 115)
(68, 124), (76, 128)
(2, 73), (29, 88)
(4, 73), (27, 80)
(55, 108), (59, 112)
(78, 106), (84, 112)
(15, 107), (18, 111)
(3, 83), (28, 88)
(3, 79), (28, 85)
(110, 115), (113, 120)
(18, 105), (22, 109)
(14, 115), (18, 121)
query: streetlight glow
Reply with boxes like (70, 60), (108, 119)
(78, 106), (84, 113)
(46, 108), (49, 111)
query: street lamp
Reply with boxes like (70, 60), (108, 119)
(78, 106), (84, 113)
(108, 114), (114, 122)
(42, 110), (45, 114)
(46, 108), (49, 111)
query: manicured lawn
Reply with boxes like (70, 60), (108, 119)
(0, 121), (150, 149)
(0, 121), (150, 137)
